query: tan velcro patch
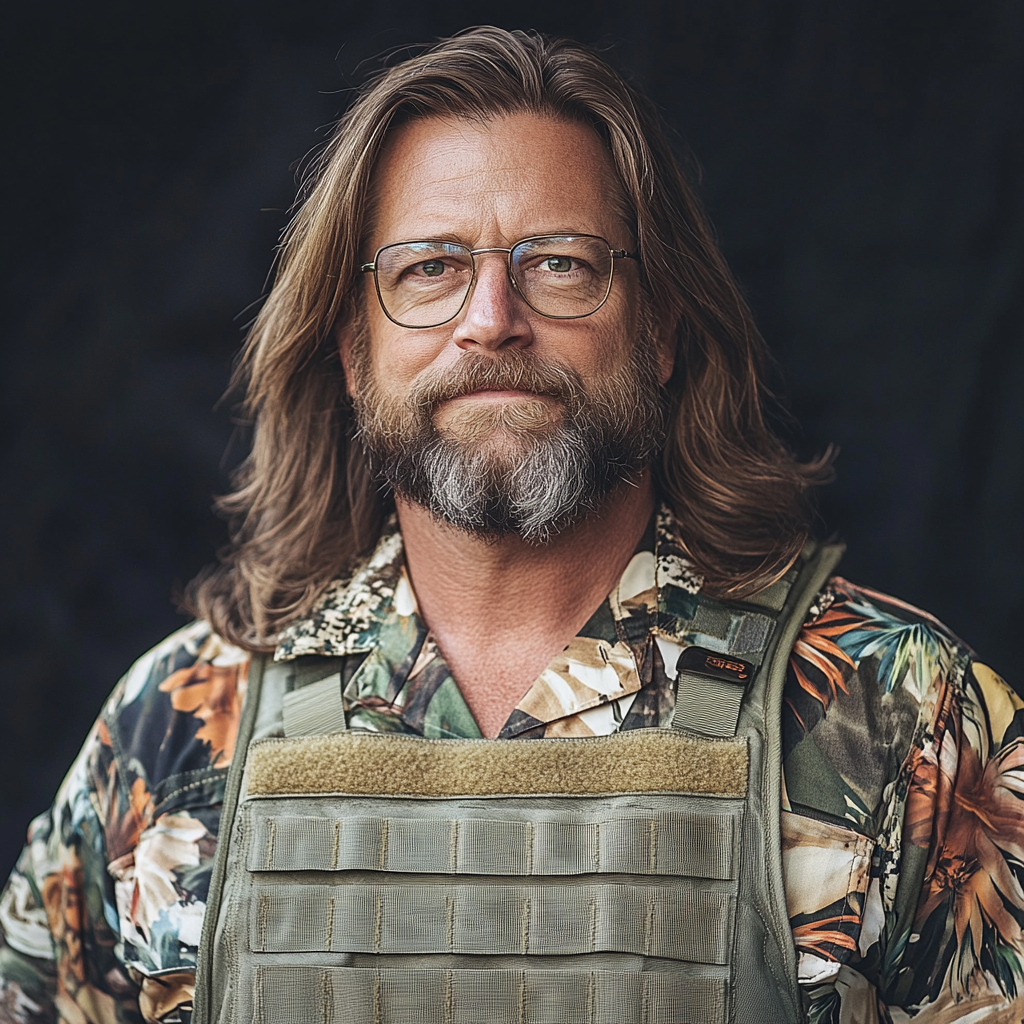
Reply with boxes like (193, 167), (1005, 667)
(246, 729), (748, 799)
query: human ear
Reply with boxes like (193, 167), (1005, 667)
(653, 315), (677, 386)
(336, 320), (359, 401)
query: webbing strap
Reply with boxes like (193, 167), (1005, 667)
(250, 881), (734, 964)
(668, 568), (803, 737)
(247, 810), (737, 879)
(252, 965), (727, 1024)
(282, 672), (346, 737)
(671, 671), (747, 737)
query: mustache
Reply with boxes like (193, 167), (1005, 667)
(409, 352), (586, 414)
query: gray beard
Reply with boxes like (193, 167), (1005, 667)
(351, 331), (664, 543)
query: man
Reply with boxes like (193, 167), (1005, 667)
(0, 26), (1020, 1024)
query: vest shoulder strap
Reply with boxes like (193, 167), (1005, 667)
(280, 655), (348, 738)
(671, 542), (844, 737)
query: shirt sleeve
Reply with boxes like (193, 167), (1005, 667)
(0, 715), (143, 1024)
(794, 651), (1024, 1020)
(872, 656), (1024, 1019)
(782, 577), (1024, 1020)
(0, 622), (247, 1024)
(0, 839), (58, 1024)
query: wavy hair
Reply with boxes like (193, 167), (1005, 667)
(188, 26), (833, 649)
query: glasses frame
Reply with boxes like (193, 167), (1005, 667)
(359, 233), (639, 329)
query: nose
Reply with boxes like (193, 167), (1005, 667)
(450, 251), (533, 352)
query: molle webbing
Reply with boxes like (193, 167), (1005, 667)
(247, 729), (749, 799)
(252, 965), (726, 1024)
(247, 810), (737, 879)
(250, 881), (734, 962)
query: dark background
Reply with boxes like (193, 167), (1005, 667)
(3, 0), (1022, 874)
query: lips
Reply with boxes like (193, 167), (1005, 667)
(449, 388), (545, 399)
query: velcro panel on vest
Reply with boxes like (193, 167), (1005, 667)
(250, 881), (733, 964)
(246, 729), (748, 799)
(246, 810), (736, 879)
(252, 965), (726, 1024)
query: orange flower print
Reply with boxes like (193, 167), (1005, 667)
(158, 636), (249, 767)
(105, 776), (155, 863)
(913, 734), (1024, 995)
(40, 849), (118, 1024)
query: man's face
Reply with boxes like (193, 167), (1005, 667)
(343, 111), (669, 541)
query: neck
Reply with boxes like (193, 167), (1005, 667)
(395, 474), (656, 736)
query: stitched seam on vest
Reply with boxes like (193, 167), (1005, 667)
(263, 819), (275, 872)
(320, 968), (332, 1024)
(257, 893), (268, 952)
(253, 965), (263, 1024)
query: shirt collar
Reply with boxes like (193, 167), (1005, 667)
(274, 504), (704, 664)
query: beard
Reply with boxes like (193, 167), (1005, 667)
(349, 318), (665, 543)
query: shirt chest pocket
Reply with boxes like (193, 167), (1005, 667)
(781, 811), (878, 986)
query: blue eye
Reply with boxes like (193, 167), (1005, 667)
(420, 260), (446, 277)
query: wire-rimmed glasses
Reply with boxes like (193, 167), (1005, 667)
(359, 234), (638, 329)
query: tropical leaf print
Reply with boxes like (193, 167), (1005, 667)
(827, 580), (955, 701)
(786, 607), (858, 730)
(792, 902), (864, 960)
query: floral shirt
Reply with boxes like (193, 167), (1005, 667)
(1, 509), (1021, 1024)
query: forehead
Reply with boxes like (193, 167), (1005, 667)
(367, 112), (630, 250)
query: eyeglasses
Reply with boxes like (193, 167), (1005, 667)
(359, 234), (639, 329)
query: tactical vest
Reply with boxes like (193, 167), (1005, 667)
(194, 542), (842, 1024)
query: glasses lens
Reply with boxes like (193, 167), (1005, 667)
(374, 241), (474, 327)
(511, 236), (614, 318)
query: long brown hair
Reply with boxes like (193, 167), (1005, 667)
(188, 26), (833, 650)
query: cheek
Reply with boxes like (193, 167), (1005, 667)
(573, 307), (638, 374)
(368, 321), (458, 388)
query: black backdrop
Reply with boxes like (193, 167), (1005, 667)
(3, 0), (1022, 874)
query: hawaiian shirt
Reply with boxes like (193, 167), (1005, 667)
(1, 508), (1021, 1024)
